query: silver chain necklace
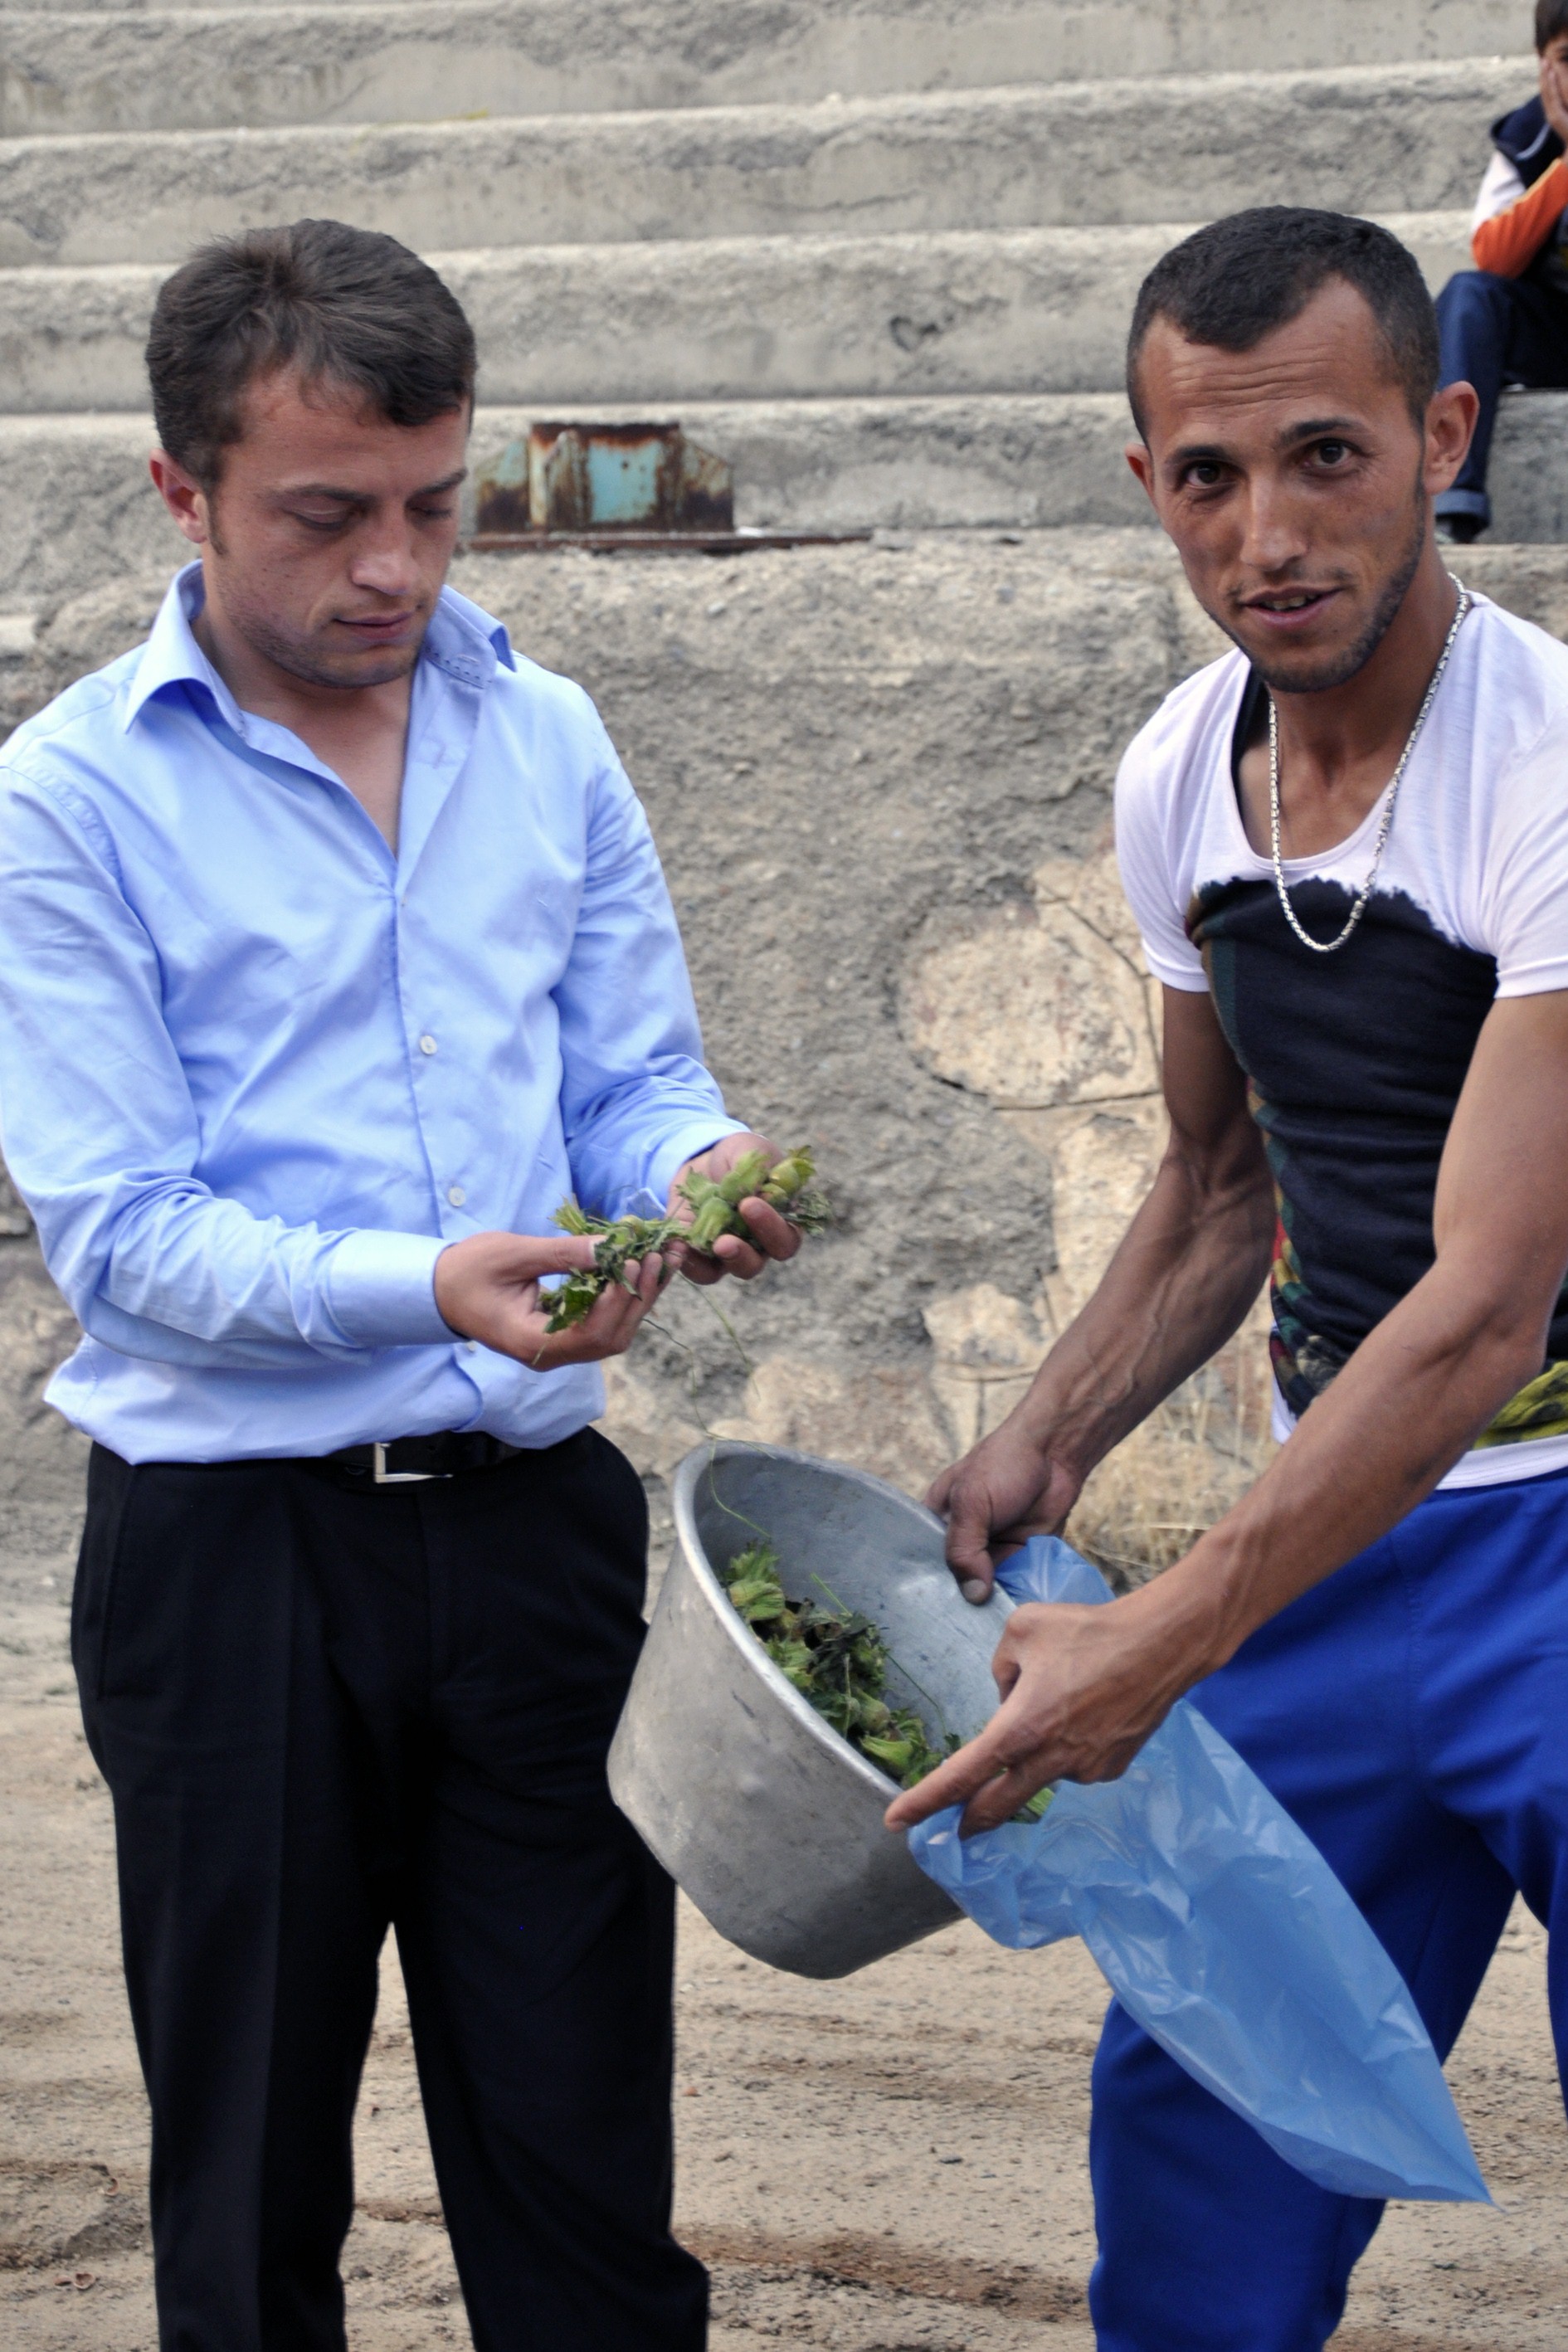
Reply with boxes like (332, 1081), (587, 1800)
(1267, 583), (1472, 956)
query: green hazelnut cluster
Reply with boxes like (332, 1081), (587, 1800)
(719, 1537), (1051, 1820)
(543, 1147), (830, 1335)
(718, 1541), (960, 1792)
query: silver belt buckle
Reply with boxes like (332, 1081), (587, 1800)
(372, 1442), (440, 1486)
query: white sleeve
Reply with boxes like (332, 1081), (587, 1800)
(1485, 718), (1568, 998)
(1473, 147), (1527, 236)
(1113, 723), (1210, 994)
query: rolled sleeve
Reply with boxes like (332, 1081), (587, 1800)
(325, 1230), (452, 1349)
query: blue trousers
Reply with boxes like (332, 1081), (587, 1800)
(1434, 268), (1568, 529)
(1088, 1463), (1568, 2350)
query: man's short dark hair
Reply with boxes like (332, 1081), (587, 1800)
(1538, 0), (1568, 51)
(1126, 207), (1440, 441)
(146, 218), (477, 489)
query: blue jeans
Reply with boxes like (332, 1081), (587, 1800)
(1435, 268), (1568, 528)
(1087, 1463), (1568, 2351)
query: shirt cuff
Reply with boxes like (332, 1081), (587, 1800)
(325, 1230), (452, 1350)
(643, 1119), (752, 1212)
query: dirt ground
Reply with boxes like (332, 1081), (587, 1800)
(2, 1488), (1565, 2351)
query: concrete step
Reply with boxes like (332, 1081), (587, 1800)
(0, 400), (1150, 610)
(0, 1), (1530, 136)
(12, 0), (372, 7)
(0, 61), (1521, 266)
(2, 389), (1563, 614)
(0, 213), (1473, 412)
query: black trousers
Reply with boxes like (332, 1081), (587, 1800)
(71, 1430), (709, 2352)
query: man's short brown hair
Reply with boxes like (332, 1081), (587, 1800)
(1538, 2), (1568, 51)
(146, 218), (477, 489)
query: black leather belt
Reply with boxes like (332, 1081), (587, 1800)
(325, 1433), (523, 1483)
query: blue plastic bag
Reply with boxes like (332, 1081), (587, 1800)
(907, 1536), (1488, 2203)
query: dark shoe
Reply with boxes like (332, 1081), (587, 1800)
(1435, 513), (1483, 545)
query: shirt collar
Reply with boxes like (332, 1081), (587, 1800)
(431, 581), (516, 677)
(121, 561), (515, 736)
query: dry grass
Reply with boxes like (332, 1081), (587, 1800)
(1065, 1307), (1277, 1592)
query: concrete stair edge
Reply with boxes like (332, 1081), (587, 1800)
(0, 0), (1533, 135)
(0, 392), (1563, 616)
(0, 215), (1477, 411)
(0, 60), (1524, 266)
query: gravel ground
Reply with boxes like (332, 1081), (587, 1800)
(2, 1488), (1565, 2350)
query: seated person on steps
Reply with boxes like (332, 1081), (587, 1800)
(1434, 0), (1568, 543)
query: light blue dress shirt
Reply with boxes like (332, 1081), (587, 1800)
(0, 563), (740, 1462)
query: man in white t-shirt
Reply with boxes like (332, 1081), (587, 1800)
(889, 206), (1568, 2346)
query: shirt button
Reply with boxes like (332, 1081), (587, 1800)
(447, 1184), (466, 1207)
(419, 1034), (437, 1056)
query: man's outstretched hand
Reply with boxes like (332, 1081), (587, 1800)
(665, 1132), (804, 1285)
(911, 1321), (1171, 1820)
(927, 1416), (1084, 1605)
(434, 1230), (665, 1369)
(907, 1414), (1199, 1828)
(884, 1582), (1208, 1838)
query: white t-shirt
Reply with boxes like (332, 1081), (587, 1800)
(1114, 592), (1568, 1489)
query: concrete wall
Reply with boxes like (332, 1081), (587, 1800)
(7, 532), (1566, 1567)
(0, 0), (1556, 1563)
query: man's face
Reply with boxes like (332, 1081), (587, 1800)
(158, 368), (470, 692)
(1127, 280), (1468, 694)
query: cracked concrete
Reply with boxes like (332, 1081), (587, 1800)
(0, 0), (1531, 139)
(0, 216), (1481, 415)
(11, 387), (1568, 611)
(4, 528), (1566, 1569)
(0, 62), (1521, 269)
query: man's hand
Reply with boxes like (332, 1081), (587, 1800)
(434, 1230), (665, 1369)
(1541, 50), (1568, 144)
(884, 1581), (1210, 1836)
(926, 1421), (1083, 1605)
(665, 1132), (804, 1285)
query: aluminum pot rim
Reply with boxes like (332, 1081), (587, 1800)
(669, 1439), (957, 1809)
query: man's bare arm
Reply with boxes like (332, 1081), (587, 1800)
(932, 986), (1276, 1595)
(891, 989), (1568, 1834)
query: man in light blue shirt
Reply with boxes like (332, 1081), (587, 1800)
(0, 219), (796, 2350)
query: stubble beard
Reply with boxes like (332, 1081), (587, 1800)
(229, 592), (430, 693)
(202, 516), (433, 692)
(1220, 479), (1429, 699)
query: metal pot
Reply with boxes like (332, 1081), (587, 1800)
(607, 1439), (1014, 1979)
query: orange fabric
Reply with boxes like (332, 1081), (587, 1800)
(1473, 154), (1568, 276)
